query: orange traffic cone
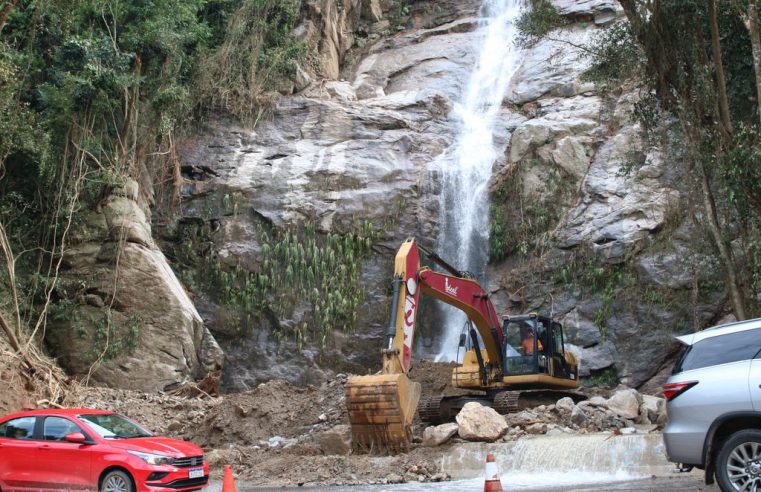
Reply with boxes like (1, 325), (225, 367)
(222, 464), (237, 492)
(484, 453), (503, 492)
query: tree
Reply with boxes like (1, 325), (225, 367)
(0, 0), (19, 33)
(619, 0), (750, 320)
(740, 0), (761, 126)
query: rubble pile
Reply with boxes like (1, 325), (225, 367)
(73, 365), (666, 486)
(422, 387), (667, 447)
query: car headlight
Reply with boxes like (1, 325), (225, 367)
(127, 450), (174, 465)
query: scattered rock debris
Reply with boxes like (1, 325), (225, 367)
(63, 363), (665, 487)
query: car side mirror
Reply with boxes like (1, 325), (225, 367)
(64, 432), (87, 443)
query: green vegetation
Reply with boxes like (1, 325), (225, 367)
(196, 0), (307, 124)
(614, 0), (761, 320)
(489, 159), (572, 261)
(582, 22), (644, 89)
(0, 0), (317, 369)
(189, 220), (378, 349)
(516, 0), (566, 44)
(588, 367), (619, 388)
(553, 254), (631, 339)
(78, 311), (142, 364)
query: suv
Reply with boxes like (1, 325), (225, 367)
(663, 318), (761, 491)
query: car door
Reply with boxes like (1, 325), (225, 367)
(748, 355), (761, 412)
(37, 416), (93, 488)
(0, 416), (40, 489)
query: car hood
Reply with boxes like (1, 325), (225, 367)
(107, 437), (203, 457)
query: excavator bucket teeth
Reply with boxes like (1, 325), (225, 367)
(345, 373), (421, 453)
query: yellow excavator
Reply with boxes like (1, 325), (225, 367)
(345, 238), (580, 450)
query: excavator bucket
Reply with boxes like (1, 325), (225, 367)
(345, 373), (421, 452)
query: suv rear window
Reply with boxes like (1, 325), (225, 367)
(673, 328), (761, 374)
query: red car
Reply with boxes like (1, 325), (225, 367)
(0, 408), (209, 492)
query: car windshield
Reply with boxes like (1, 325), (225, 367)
(78, 414), (152, 439)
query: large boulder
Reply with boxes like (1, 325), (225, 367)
(47, 178), (223, 392)
(641, 395), (667, 425)
(455, 402), (509, 442)
(606, 388), (642, 420)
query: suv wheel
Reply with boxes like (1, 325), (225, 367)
(717, 429), (761, 491)
(100, 470), (134, 492)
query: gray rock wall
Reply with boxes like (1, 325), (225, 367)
(175, 0), (727, 390)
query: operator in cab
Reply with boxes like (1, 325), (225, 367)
(520, 323), (543, 355)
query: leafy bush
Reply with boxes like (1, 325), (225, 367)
(516, 0), (566, 45)
(195, 0), (307, 124)
(582, 22), (644, 88)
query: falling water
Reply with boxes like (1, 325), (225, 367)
(433, 0), (526, 361)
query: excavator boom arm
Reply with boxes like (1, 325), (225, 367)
(386, 239), (421, 374)
(418, 268), (504, 368)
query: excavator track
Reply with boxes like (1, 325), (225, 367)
(418, 396), (444, 425)
(493, 391), (521, 414)
(505, 389), (586, 411)
(418, 390), (586, 423)
(417, 394), (494, 424)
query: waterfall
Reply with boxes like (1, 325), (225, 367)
(433, 0), (526, 361)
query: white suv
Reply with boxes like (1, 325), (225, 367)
(663, 318), (761, 491)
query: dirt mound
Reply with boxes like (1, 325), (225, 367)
(74, 375), (349, 448)
(0, 338), (60, 416)
(70, 365), (461, 486)
(410, 359), (470, 399)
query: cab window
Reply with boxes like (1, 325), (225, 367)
(0, 417), (36, 439)
(43, 416), (84, 441)
(553, 323), (564, 355)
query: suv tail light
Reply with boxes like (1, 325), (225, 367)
(663, 381), (698, 401)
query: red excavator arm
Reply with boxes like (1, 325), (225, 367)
(383, 238), (504, 379)
(418, 269), (504, 370)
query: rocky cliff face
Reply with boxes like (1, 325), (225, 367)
(176, 0), (725, 391)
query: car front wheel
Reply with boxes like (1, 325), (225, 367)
(100, 470), (134, 492)
(716, 429), (761, 492)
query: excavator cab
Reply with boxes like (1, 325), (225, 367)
(502, 314), (579, 387)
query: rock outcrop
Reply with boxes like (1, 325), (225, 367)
(47, 178), (223, 392)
